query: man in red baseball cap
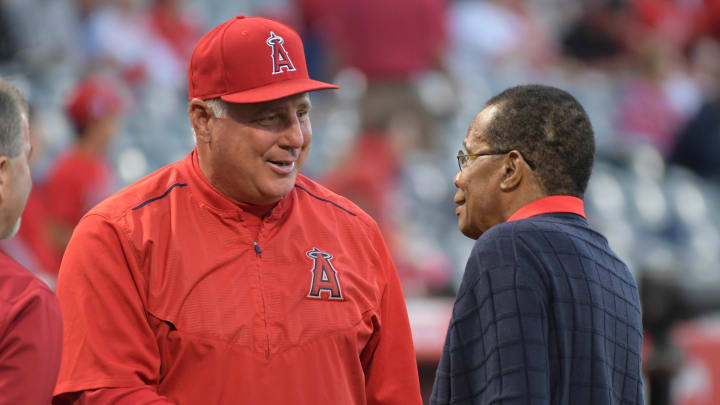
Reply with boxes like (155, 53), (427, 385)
(53, 15), (422, 405)
(44, 76), (124, 268)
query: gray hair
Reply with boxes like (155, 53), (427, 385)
(0, 78), (27, 158)
(190, 98), (227, 141)
(205, 98), (228, 118)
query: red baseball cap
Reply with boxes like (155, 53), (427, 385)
(66, 77), (124, 132)
(188, 15), (338, 103)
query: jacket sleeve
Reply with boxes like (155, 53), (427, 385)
(0, 285), (62, 405)
(52, 213), (173, 404)
(360, 222), (423, 405)
(54, 386), (173, 404)
(436, 237), (551, 404)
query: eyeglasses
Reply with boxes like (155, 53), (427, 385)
(456, 149), (536, 171)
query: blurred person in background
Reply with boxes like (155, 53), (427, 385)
(52, 15), (422, 404)
(147, 0), (201, 68)
(45, 76), (124, 264)
(432, 85), (644, 405)
(694, 0), (720, 41)
(319, 0), (450, 152)
(0, 105), (62, 280)
(0, 0), (81, 110)
(560, 1), (634, 69)
(451, 0), (557, 71)
(669, 36), (720, 181)
(0, 1), (18, 63)
(629, 0), (710, 47)
(83, 0), (186, 88)
(0, 77), (62, 405)
(74, 0), (104, 19)
(615, 33), (697, 156)
(613, 0), (719, 157)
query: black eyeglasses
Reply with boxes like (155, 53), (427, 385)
(456, 149), (536, 171)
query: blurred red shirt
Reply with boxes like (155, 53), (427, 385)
(46, 148), (115, 229)
(325, 0), (448, 80)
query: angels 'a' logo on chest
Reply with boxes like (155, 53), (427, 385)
(306, 248), (343, 300)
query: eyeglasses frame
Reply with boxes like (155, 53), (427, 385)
(456, 149), (536, 171)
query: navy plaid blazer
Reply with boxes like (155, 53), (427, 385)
(431, 213), (644, 405)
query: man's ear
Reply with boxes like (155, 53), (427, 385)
(0, 156), (9, 205)
(189, 99), (214, 143)
(499, 150), (524, 192)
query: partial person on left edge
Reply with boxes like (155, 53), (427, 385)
(0, 77), (63, 405)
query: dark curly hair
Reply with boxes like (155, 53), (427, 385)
(484, 84), (595, 198)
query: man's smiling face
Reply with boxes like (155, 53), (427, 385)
(204, 92), (313, 205)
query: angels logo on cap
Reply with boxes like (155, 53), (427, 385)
(188, 15), (338, 103)
(267, 31), (296, 75)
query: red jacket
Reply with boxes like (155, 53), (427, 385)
(0, 251), (63, 405)
(54, 150), (421, 404)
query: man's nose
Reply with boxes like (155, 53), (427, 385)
(280, 117), (305, 149)
(454, 170), (462, 188)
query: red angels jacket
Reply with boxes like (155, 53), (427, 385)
(53, 149), (422, 405)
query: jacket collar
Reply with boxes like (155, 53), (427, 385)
(507, 195), (586, 222)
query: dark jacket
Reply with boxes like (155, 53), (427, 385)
(431, 213), (644, 405)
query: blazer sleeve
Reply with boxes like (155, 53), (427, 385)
(437, 235), (552, 404)
(360, 222), (423, 405)
(52, 213), (172, 404)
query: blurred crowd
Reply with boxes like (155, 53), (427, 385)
(2, 0), (720, 403)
